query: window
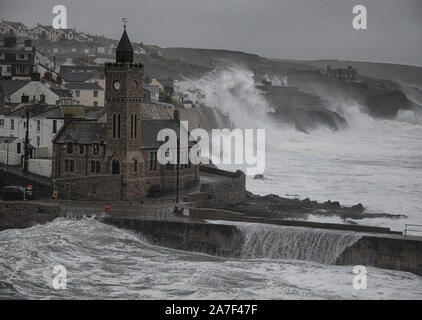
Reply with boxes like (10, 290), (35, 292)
(16, 66), (29, 74)
(17, 143), (21, 154)
(75, 90), (80, 97)
(0, 53), (4, 60)
(134, 160), (138, 173)
(66, 142), (73, 154)
(36, 120), (41, 132)
(112, 114), (116, 138)
(10, 119), (15, 130)
(40, 94), (46, 103)
(149, 152), (157, 171)
(64, 159), (75, 172)
(21, 94), (29, 103)
(134, 115), (137, 138)
(16, 53), (27, 60)
(112, 160), (120, 174)
(79, 145), (84, 154)
(93, 143), (100, 154)
(52, 120), (57, 134)
(117, 114), (121, 138)
(65, 183), (71, 192)
(90, 160), (100, 174)
(93, 90), (98, 97)
(93, 101), (98, 107)
(130, 115), (134, 139)
(0, 119), (4, 127)
(36, 136), (40, 146)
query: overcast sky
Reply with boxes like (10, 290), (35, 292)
(1, 0), (422, 66)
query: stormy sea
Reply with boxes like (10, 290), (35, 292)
(1, 218), (422, 299)
(1, 68), (421, 300)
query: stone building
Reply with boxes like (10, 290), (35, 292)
(326, 66), (357, 82)
(51, 27), (199, 200)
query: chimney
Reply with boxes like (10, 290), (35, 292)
(64, 115), (73, 125)
(173, 109), (180, 122)
(24, 39), (32, 48)
(4, 36), (17, 47)
(31, 72), (40, 81)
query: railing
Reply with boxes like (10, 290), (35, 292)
(403, 224), (422, 236)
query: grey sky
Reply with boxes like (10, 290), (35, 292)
(1, 0), (422, 66)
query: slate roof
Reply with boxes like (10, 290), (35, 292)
(142, 85), (159, 93)
(54, 121), (107, 144)
(60, 72), (92, 83)
(140, 119), (190, 149)
(36, 106), (64, 119)
(0, 80), (30, 97)
(65, 82), (103, 90)
(49, 86), (73, 97)
(1, 21), (27, 30)
(6, 103), (51, 118)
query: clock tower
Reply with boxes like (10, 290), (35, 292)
(105, 24), (146, 199)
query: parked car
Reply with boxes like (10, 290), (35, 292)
(0, 186), (38, 200)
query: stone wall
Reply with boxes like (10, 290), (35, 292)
(198, 166), (246, 206)
(55, 174), (123, 200)
(0, 203), (60, 231)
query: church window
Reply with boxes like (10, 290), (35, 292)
(112, 159), (120, 174)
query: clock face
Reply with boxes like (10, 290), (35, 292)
(113, 80), (121, 91)
(130, 81), (138, 92)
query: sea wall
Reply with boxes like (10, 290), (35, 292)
(101, 217), (422, 276)
(337, 235), (422, 276)
(0, 203), (60, 231)
(198, 166), (246, 206)
(101, 217), (243, 257)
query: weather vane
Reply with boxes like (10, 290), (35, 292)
(122, 17), (128, 29)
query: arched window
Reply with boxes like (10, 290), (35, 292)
(112, 159), (120, 174)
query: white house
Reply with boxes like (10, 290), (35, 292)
(0, 105), (65, 158)
(10, 81), (72, 105)
(0, 20), (29, 38)
(30, 24), (60, 42)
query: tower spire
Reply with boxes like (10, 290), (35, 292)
(116, 18), (133, 63)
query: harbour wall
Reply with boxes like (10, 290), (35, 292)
(100, 217), (422, 276)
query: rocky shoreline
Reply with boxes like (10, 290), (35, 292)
(221, 191), (405, 223)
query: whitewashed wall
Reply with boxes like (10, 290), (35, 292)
(0, 150), (22, 165)
(28, 159), (52, 177)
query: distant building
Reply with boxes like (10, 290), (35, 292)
(30, 24), (60, 42)
(65, 82), (104, 107)
(0, 37), (52, 80)
(0, 20), (29, 38)
(326, 66), (357, 82)
(142, 84), (160, 103)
